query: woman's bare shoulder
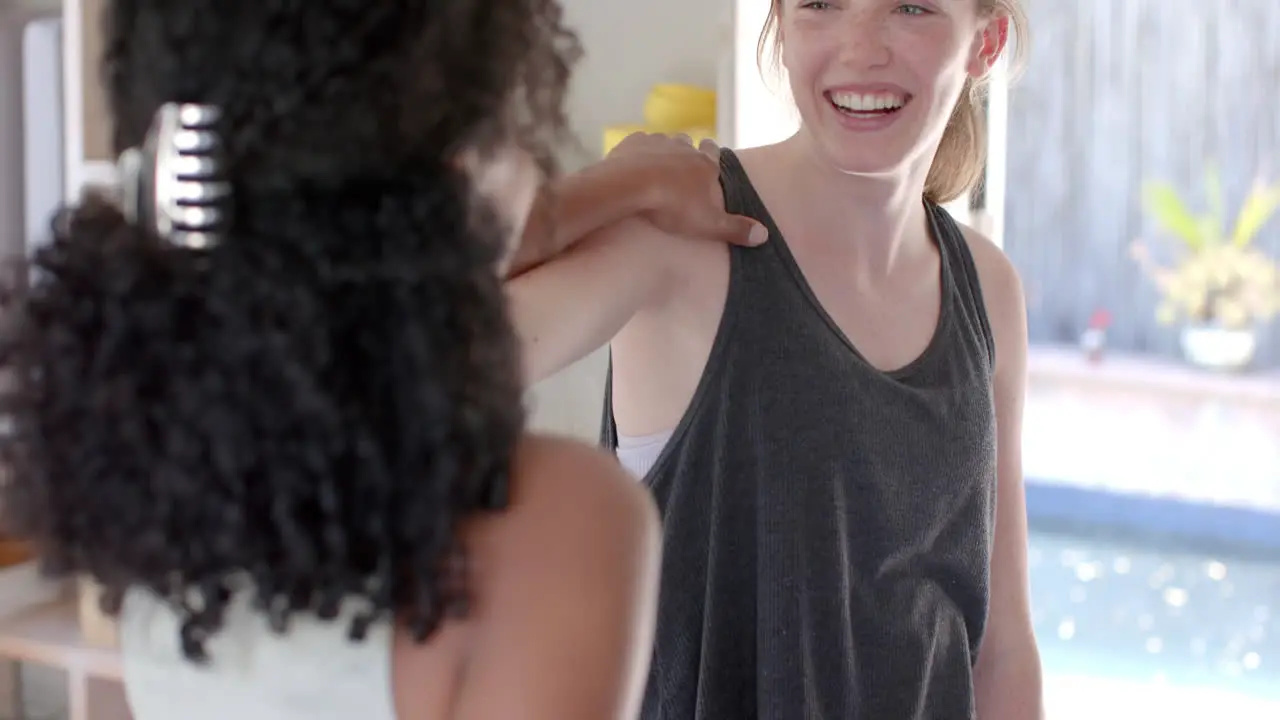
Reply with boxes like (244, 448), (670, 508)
(464, 434), (657, 561)
(476, 433), (660, 609)
(392, 435), (660, 720)
(447, 433), (661, 719)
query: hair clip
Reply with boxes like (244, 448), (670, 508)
(116, 103), (230, 249)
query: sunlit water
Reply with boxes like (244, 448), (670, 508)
(1029, 529), (1280, 718)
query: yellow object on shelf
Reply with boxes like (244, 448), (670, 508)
(644, 83), (717, 132)
(601, 83), (719, 157)
(603, 124), (647, 156)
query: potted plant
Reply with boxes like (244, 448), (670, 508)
(1131, 169), (1280, 371)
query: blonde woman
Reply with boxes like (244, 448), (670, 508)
(508, 1), (1043, 718)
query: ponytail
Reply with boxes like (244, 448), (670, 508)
(924, 80), (986, 204)
(926, 0), (1030, 203)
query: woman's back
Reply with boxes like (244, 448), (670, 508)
(390, 437), (660, 720)
(118, 436), (659, 720)
(121, 587), (400, 720)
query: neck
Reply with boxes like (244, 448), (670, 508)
(773, 132), (934, 275)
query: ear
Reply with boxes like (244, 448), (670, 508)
(967, 15), (1009, 78)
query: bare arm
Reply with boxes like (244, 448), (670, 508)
(506, 162), (655, 278)
(454, 437), (662, 720)
(507, 136), (764, 280)
(506, 217), (687, 385)
(966, 233), (1044, 720)
(505, 136), (765, 385)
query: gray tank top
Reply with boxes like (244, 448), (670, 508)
(601, 149), (998, 720)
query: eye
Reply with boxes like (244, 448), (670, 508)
(799, 1), (833, 10)
(896, 4), (931, 15)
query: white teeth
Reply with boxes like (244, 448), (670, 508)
(829, 91), (905, 112)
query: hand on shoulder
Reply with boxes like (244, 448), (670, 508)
(606, 132), (768, 247)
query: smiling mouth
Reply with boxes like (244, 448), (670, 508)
(826, 90), (910, 117)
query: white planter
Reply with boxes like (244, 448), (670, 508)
(1179, 324), (1257, 371)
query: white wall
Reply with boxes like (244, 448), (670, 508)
(556, 0), (731, 170)
(983, 55), (1009, 248)
(729, 0), (799, 149)
(23, 17), (63, 258)
(1, 0), (62, 257)
(526, 0), (733, 439)
(2, 4), (78, 715)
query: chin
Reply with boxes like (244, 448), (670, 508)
(808, 133), (915, 179)
(798, 98), (930, 178)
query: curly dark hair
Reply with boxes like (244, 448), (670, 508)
(0, 0), (579, 661)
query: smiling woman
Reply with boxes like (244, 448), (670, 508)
(501, 0), (1042, 717)
(758, 0), (1027, 202)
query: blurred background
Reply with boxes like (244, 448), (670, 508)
(1, 0), (1277, 718)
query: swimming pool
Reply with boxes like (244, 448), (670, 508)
(1028, 527), (1280, 718)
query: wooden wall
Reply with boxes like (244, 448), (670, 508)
(80, 0), (112, 162)
(1003, 0), (1280, 368)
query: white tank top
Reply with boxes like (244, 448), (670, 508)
(615, 428), (673, 479)
(119, 586), (398, 720)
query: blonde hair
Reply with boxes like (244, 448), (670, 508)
(758, 0), (1028, 203)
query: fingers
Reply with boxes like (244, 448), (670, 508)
(719, 214), (770, 247)
(690, 138), (760, 246)
(698, 138), (721, 161)
(606, 131), (650, 157)
(610, 131), (702, 158)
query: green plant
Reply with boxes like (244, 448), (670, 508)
(1131, 168), (1280, 329)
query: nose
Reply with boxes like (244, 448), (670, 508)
(836, 9), (891, 68)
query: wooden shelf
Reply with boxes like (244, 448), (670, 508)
(1028, 345), (1280, 407)
(0, 600), (129, 720)
(0, 600), (120, 680)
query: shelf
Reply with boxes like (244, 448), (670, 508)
(1028, 345), (1280, 407)
(0, 600), (120, 680)
(0, 600), (131, 720)
(0, 562), (63, 622)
